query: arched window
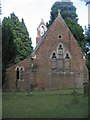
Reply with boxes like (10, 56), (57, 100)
(15, 66), (20, 92)
(65, 53), (70, 72)
(58, 34), (63, 39)
(57, 44), (64, 71)
(15, 66), (20, 80)
(57, 44), (63, 59)
(20, 66), (25, 81)
(15, 66), (25, 81)
(51, 52), (57, 71)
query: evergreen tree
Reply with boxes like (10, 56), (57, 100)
(2, 13), (33, 63)
(2, 13), (33, 85)
(2, 18), (17, 66)
(2, 17), (17, 85)
(46, 0), (84, 50)
(65, 18), (84, 49)
(85, 25), (90, 70)
(46, 1), (78, 28)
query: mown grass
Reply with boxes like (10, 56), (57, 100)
(0, 92), (2, 120)
(2, 89), (88, 118)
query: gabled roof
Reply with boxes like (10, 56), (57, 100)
(31, 11), (67, 57)
(37, 19), (46, 29)
(31, 26), (50, 57)
(31, 10), (84, 57)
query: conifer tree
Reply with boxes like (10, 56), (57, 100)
(2, 13), (33, 63)
(2, 13), (33, 85)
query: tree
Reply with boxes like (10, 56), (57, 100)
(85, 25), (90, 70)
(80, 0), (90, 70)
(46, 0), (84, 50)
(2, 18), (17, 85)
(65, 18), (84, 49)
(3, 13), (33, 63)
(2, 19), (17, 66)
(2, 13), (33, 85)
(80, 0), (90, 5)
(46, 1), (78, 28)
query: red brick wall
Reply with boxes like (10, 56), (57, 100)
(32, 16), (88, 89)
(4, 15), (89, 91)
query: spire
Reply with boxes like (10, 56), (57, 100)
(58, 9), (61, 17)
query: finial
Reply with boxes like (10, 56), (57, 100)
(41, 18), (44, 22)
(58, 9), (61, 17)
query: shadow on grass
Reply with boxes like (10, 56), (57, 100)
(2, 89), (88, 118)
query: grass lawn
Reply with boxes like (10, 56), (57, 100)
(0, 92), (2, 120)
(2, 89), (88, 118)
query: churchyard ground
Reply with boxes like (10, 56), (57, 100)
(2, 89), (88, 118)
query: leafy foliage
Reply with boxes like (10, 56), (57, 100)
(46, 1), (78, 28)
(85, 25), (90, 47)
(65, 18), (84, 49)
(2, 18), (17, 85)
(85, 25), (90, 70)
(2, 20), (17, 66)
(2, 13), (33, 85)
(46, 0), (84, 51)
(2, 13), (33, 63)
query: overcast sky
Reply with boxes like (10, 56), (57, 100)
(1, 0), (88, 48)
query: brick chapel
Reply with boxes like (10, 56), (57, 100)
(4, 10), (89, 91)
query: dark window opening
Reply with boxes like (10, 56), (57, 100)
(59, 44), (62, 49)
(16, 67), (20, 92)
(52, 53), (57, 58)
(65, 53), (70, 59)
(51, 53), (57, 71)
(16, 68), (19, 80)
(65, 53), (70, 71)
(20, 67), (24, 80)
(58, 34), (62, 39)
(58, 45), (63, 59)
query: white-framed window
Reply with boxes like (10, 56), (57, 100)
(15, 66), (25, 81)
(58, 34), (63, 39)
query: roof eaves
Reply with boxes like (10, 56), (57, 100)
(31, 29), (49, 57)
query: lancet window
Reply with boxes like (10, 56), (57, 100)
(65, 53), (70, 71)
(15, 66), (25, 81)
(51, 52), (57, 71)
(57, 44), (63, 59)
(20, 66), (25, 81)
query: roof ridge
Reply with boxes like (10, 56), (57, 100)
(31, 15), (62, 57)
